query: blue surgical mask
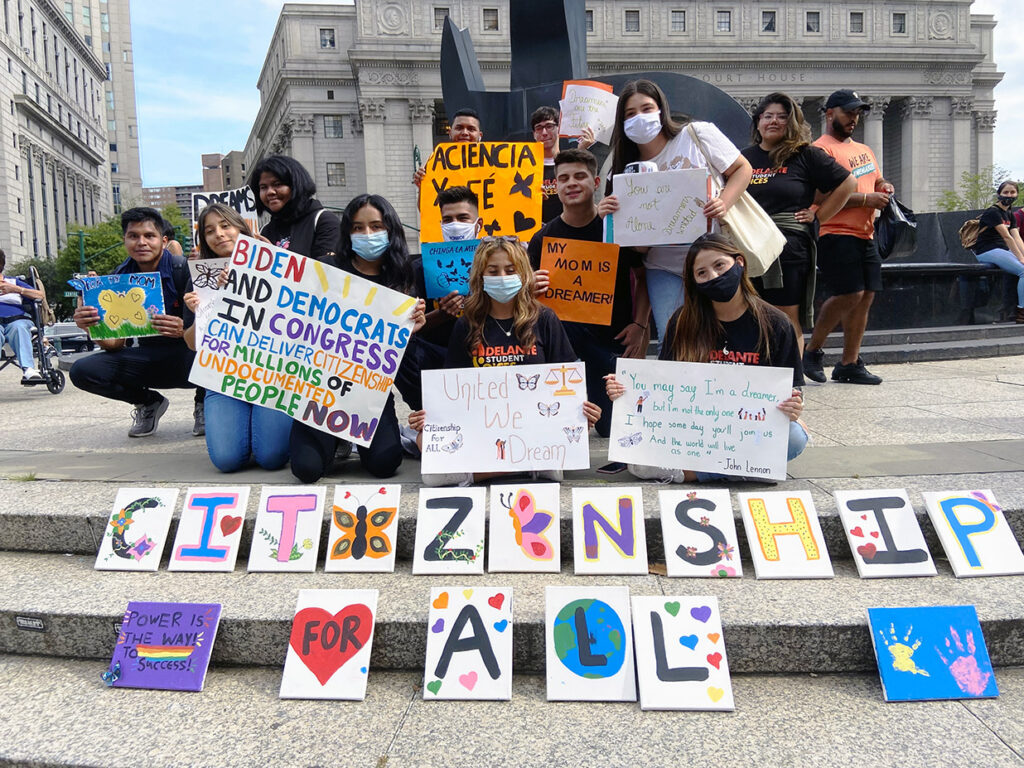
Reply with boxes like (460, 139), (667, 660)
(351, 231), (389, 261)
(483, 274), (523, 304)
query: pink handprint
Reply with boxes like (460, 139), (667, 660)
(936, 627), (991, 696)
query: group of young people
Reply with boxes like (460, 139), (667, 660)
(70, 79), (941, 486)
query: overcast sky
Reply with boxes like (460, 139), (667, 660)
(132, 0), (1023, 188)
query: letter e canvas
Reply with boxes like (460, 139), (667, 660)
(738, 490), (833, 579)
(922, 490), (1024, 577)
(95, 487), (178, 571)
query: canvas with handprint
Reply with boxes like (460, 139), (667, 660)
(867, 605), (998, 701)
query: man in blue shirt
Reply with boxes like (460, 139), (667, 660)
(0, 248), (44, 383)
(71, 207), (196, 437)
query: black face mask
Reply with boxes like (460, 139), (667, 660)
(998, 195), (1016, 207)
(694, 261), (744, 303)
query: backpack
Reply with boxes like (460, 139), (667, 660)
(958, 218), (984, 249)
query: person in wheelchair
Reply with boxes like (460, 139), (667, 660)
(0, 247), (45, 384)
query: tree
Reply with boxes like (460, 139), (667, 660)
(936, 165), (1022, 212)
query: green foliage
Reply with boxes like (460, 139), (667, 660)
(936, 165), (1022, 212)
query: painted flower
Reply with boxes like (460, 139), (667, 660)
(109, 509), (134, 535)
(711, 564), (736, 578)
(685, 546), (698, 558)
(129, 537), (155, 560)
(302, 538), (313, 550)
(699, 516), (710, 526)
(717, 542), (735, 561)
(686, 491), (697, 500)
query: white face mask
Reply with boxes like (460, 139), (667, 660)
(623, 110), (663, 145)
(441, 220), (478, 242)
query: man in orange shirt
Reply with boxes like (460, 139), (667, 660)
(803, 90), (895, 385)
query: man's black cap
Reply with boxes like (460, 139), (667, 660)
(825, 89), (870, 112)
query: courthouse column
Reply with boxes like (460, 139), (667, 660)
(862, 96), (889, 171)
(289, 116), (317, 179)
(950, 97), (974, 188)
(359, 99), (388, 196)
(973, 110), (996, 174)
(900, 97), (933, 211)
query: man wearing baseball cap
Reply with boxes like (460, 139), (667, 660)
(802, 89), (895, 385)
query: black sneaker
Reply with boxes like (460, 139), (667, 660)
(831, 358), (882, 385)
(802, 348), (826, 383)
(192, 401), (206, 437)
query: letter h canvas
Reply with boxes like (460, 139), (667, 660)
(738, 490), (833, 579)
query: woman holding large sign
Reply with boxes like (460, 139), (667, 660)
(599, 79), (753, 341)
(605, 234), (807, 483)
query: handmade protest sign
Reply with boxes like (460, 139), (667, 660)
(538, 238), (619, 325)
(167, 486), (250, 573)
(545, 586), (637, 702)
(659, 489), (743, 578)
(107, 602), (221, 691)
(868, 605), (998, 701)
(922, 490), (1024, 577)
(739, 490), (834, 579)
(68, 273), (165, 340)
(421, 363), (590, 474)
(189, 236), (417, 447)
(631, 595), (734, 711)
(188, 257), (229, 338)
(488, 483), (560, 573)
(571, 486), (649, 575)
(191, 185), (260, 243)
(280, 589), (378, 700)
(413, 487), (487, 575)
(611, 168), (709, 247)
(419, 142), (543, 244)
(421, 240), (479, 299)
(835, 489), (936, 579)
(423, 587), (513, 701)
(247, 486), (326, 573)
(326, 485), (400, 573)
(558, 80), (617, 146)
(608, 358), (792, 480)
(94, 488), (178, 572)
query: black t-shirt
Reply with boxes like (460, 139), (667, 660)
(113, 250), (193, 347)
(659, 304), (804, 387)
(741, 144), (850, 263)
(974, 205), (1016, 255)
(445, 306), (576, 368)
(541, 161), (563, 223)
(527, 214), (636, 345)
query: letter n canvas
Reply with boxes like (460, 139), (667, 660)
(922, 490), (1024, 577)
(571, 486), (648, 575)
(738, 490), (833, 579)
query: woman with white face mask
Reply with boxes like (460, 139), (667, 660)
(598, 79), (753, 345)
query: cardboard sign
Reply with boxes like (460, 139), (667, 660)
(538, 238), (619, 325)
(631, 596), (734, 711)
(609, 359), (793, 481)
(107, 602), (221, 691)
(412, 487), (487, 575)
(421, 363), (590, 474)
(189, 236), (417, 447)
(558, 80), (618, 145)
(68, 273), (165, 340)
(325, 485), (400, 573)
(191, 185), (260, 244)
(247, 486), (326, 573)
(835, 489), (936, 579)
(421, 240), (479, 299)
(487, 483), (561, 573)
(611, 168), (709, 247)
(167, 486), (250, 573)
(94, 488), (178, 572)
(419, 142), (543, 244)
(868, 605), (998, 701)
(922, 490), (1024, 577)
(738, 490), (834, 579)
(423, 587), (513, 700)
(571, 486), (649, 575)
(545, 586), (637, 702)
(659, 489), (743, 578)
(279, 589), (378, 700)
(188, 257), (230, 339)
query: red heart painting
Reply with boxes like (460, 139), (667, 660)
(849, 526), (864, 538)
(220, 515), (242, 537)
(488, 593), (505, 610)
(707, 652), (722, 670)
(857, 543), (877, 560)
(289, 605), (374, 686)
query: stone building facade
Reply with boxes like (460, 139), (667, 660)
(243, 1), (1003, 231)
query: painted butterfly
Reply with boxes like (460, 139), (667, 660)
(501, 489), (553, 561)
(537, 402), (560, 417)
(618, 432), (643, 447)
(563, 425), (583, 443)
(441, 433), (463, 453)
(331, 488), (395, 560)
(97, 287), (150, 330)
(516, 373), (540, 391)
(509, 171), (534, 198)
(191, 261), (224, 289)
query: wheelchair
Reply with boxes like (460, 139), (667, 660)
(0, 273), (65, 395)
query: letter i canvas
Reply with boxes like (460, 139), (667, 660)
(738, 490), (833, 578)
(168, 487), (249, 572)
(835, 489), (936, 578)
(922, 490), (1024, 577)
(280, 589), (378, 700)
(571, 486), (648, 575)
(423, 587), (513, 700)
(247, 486), (325, 572)
(95, 488), (178, 571)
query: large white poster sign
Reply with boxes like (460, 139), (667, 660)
(611, 168), (708, 247)
(187, 257), (230, 339)
(609, 358), (793, 481)
(421, 362), (590, 474)
(558, 82), (618, 145)
(191, 185), (260, 242)
(189, 236), (417, 447)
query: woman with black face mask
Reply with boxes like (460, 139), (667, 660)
(971, 180), (1024, 323)
(605, 233), (808, 483)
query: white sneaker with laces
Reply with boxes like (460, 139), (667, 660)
(21, 367), (43, 383)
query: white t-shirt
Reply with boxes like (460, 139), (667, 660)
(643, 121), (741, 276)
(0, 277), (25, 307)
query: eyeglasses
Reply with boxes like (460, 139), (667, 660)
(481, 235), (520, 244)
(533, 122), (558, 134)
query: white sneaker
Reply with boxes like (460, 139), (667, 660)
(21, 367), (43, 383)
(530, 469), (563, 482)
(422, 471), (474, 487)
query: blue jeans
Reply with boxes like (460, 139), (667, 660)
(976, 247), (1024, 307)
(0, 318), (35, 369)
(204, 390), (292, 473)
(646, 268), (685, 346)
(694, 421), (809, 483)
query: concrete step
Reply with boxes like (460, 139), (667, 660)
(2, 477), (1023, 567)
(2, 654), (1023, 768)
(841, 324), (1024, 347)
(3, 550), (1024, 674)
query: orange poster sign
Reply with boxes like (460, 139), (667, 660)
(538, 237), (620, 325)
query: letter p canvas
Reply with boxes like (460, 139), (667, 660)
(923, 490), (1024, 577)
